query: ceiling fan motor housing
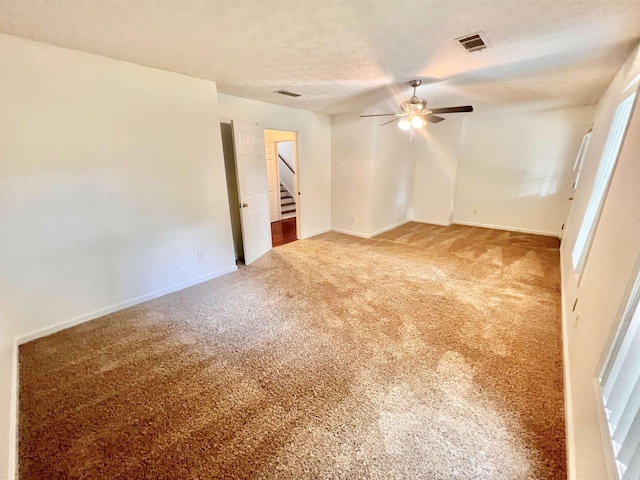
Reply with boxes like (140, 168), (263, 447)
(405, 80), (427, 111)
(404, 96), (426, 112)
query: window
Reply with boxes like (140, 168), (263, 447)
(600, 263), (640, 479)
(572, 92), (637, 275)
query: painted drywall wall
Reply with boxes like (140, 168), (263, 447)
(278, 141), (295, 164)
(0, 34), (237, 477)
(560, 45), (640, 480)
(411, 116), (464, 225)
(330, 112), (375, 235)
(369, 120), (416, 234)
(330, 112), (415, 237)
(217, 94), (332, 238)
(453, 106), (595, 236)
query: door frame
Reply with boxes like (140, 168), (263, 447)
(265, 128), (301, 240)
(265, 134), (281, 223)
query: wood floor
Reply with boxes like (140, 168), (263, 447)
(271, 217), (297, 247)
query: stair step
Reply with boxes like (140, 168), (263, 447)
(280, 183), (295, 219)
(279, 181), (296, 218)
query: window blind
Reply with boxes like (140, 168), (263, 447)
(601, 269), (640, 479)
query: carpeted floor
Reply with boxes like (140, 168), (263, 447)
(19, 222), (566, 479)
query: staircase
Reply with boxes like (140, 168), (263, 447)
(280, 182), (296, 219)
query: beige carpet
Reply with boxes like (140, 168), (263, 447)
(19, 222), (566, 479)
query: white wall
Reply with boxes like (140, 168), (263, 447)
(411, 116), (464, 225)
(331, 113), (416, 237)
(335, 103), (594, 239)
(278, 140), (295, 164)
(370, 121), (416, 234)
(560, 45), (640, 480)
(217, 94), (332, 238)
(330, 112), (375, 235)
(453, 106), (595, 236)
(0, 34), (237, 478)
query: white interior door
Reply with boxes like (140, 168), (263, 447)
(231, 120), (272, 265)
(265, 141), (280, 222)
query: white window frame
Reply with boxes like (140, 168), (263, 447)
(596, 255), (640, 479)
(571, 91), (637, 278)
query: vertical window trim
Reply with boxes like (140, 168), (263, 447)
(571, 90), (638, 282)
(597, 254), (640, 479)
(601, 261), (640, 384)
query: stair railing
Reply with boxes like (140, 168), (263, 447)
(278, 154), (295, 174)
(277, 153), (297, 215)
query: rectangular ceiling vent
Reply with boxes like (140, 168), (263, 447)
(456, 32), (489, 53)
(275, 89), (301, 98)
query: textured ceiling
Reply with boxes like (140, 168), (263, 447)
(1, 0), (639, 114)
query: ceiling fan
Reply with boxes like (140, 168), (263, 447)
(360, 79), (473, 132)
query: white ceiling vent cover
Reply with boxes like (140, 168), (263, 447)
(456, 32), (489, 53)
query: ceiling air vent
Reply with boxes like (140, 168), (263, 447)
(456, 32), (489, 53)
(275, 89), (301, 98)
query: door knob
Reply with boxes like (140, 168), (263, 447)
(241, 203), (248, 208)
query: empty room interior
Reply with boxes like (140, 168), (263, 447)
(2, 1), (640, 479)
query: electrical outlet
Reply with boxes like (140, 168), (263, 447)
(473, 209), (478, 214)
(197, 251), (205, 262)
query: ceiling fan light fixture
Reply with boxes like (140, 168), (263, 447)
(411, 115), (426, 128)
(359, 79), (474, 136)
(397, 118), (412, 130)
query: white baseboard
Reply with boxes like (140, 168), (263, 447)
(410, 218), (451, 227)
(331, 227), (371, 238)
(368, 220), (411, 238)
(17, 266), (238, 345)
(452, 220), (560, 238)
(8, 341), (18, 480)
(10, 264), (236, 478)
(332, 220), (411, 239)
(559, 251), (577, 479)
(301, 227), (332, 239)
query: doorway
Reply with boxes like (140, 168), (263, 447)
(221, 123), (300, 264)
(264, 129), (299, 247)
